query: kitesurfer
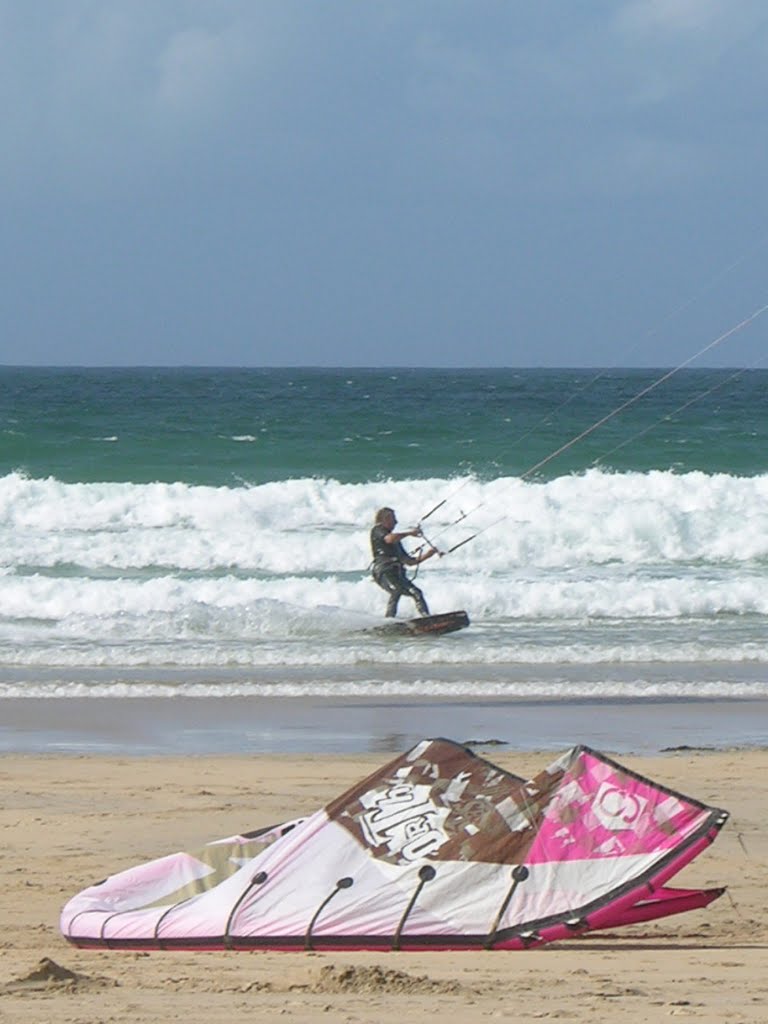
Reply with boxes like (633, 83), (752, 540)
(370, 507), (438, 618)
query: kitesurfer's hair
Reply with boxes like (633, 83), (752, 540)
(375, 507), (395, 524)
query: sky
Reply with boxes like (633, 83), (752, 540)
(2, 0), (768, 368)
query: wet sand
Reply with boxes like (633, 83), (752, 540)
(2, 694), (767, 754)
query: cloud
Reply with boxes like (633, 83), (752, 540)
(0, 2), (280, 199)
(155, 24), (251, 118)
(616, 0), (728, 35)
(555, 132), (713, 198)
(1, 0), (766, 207)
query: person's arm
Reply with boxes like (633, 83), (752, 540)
(400, 542), (439, 566)
(382, 527), (421, 544)
(384, 527), (440, 565)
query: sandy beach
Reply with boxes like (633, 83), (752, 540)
(1, 747), (766, 1024)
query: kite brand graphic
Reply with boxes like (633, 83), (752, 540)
(59, 740), (728, 951)
(592, 781), (648, 832)
(358, 780), (450, 863)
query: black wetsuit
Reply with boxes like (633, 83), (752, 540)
(370, 524), (429, 618)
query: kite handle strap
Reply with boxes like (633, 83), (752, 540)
(304, 876), (354, 951)
(391, 864), (436, 951)
(223, 869), (269, 950)
(484, 864), (530, 950)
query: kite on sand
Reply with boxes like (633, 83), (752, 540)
(61, 739), (727, 952)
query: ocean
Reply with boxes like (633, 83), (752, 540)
(1, 366), (767, 753)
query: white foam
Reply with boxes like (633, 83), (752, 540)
(1, 678), (767, 700)
(2, 469), (768, 680)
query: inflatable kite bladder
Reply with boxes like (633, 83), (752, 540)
(61, 739), (728, 951)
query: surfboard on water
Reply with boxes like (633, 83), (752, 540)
(373, 610), (470, 637)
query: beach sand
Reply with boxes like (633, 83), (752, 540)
(1, 748), (766, 1023)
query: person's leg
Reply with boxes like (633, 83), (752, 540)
(374, 566), (404, 617)
(403, 579), (429, 617)
(415, 588), (429, 616)
(385, 590), (400, 617)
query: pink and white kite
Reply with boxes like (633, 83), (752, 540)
(61, 739), (727, 951)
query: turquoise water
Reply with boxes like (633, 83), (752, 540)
(2, 366), (766, 485)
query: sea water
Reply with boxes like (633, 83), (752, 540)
(1, 367), (768, 705)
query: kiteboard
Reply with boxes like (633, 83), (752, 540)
(374, 609), (470, 637)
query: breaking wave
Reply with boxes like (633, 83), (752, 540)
(2, 469), (768, 685)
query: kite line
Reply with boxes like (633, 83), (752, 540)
(417, 300), (768, 555)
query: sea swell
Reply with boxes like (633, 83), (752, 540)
(1, 469), (768, 681)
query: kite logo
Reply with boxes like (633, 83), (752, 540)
(358, 782), (450, 863)
(592, 782), (647, 832)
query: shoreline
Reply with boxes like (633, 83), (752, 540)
(2, 693), (767, 755)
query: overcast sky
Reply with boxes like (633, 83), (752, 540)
(2, 1), (768, 367)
